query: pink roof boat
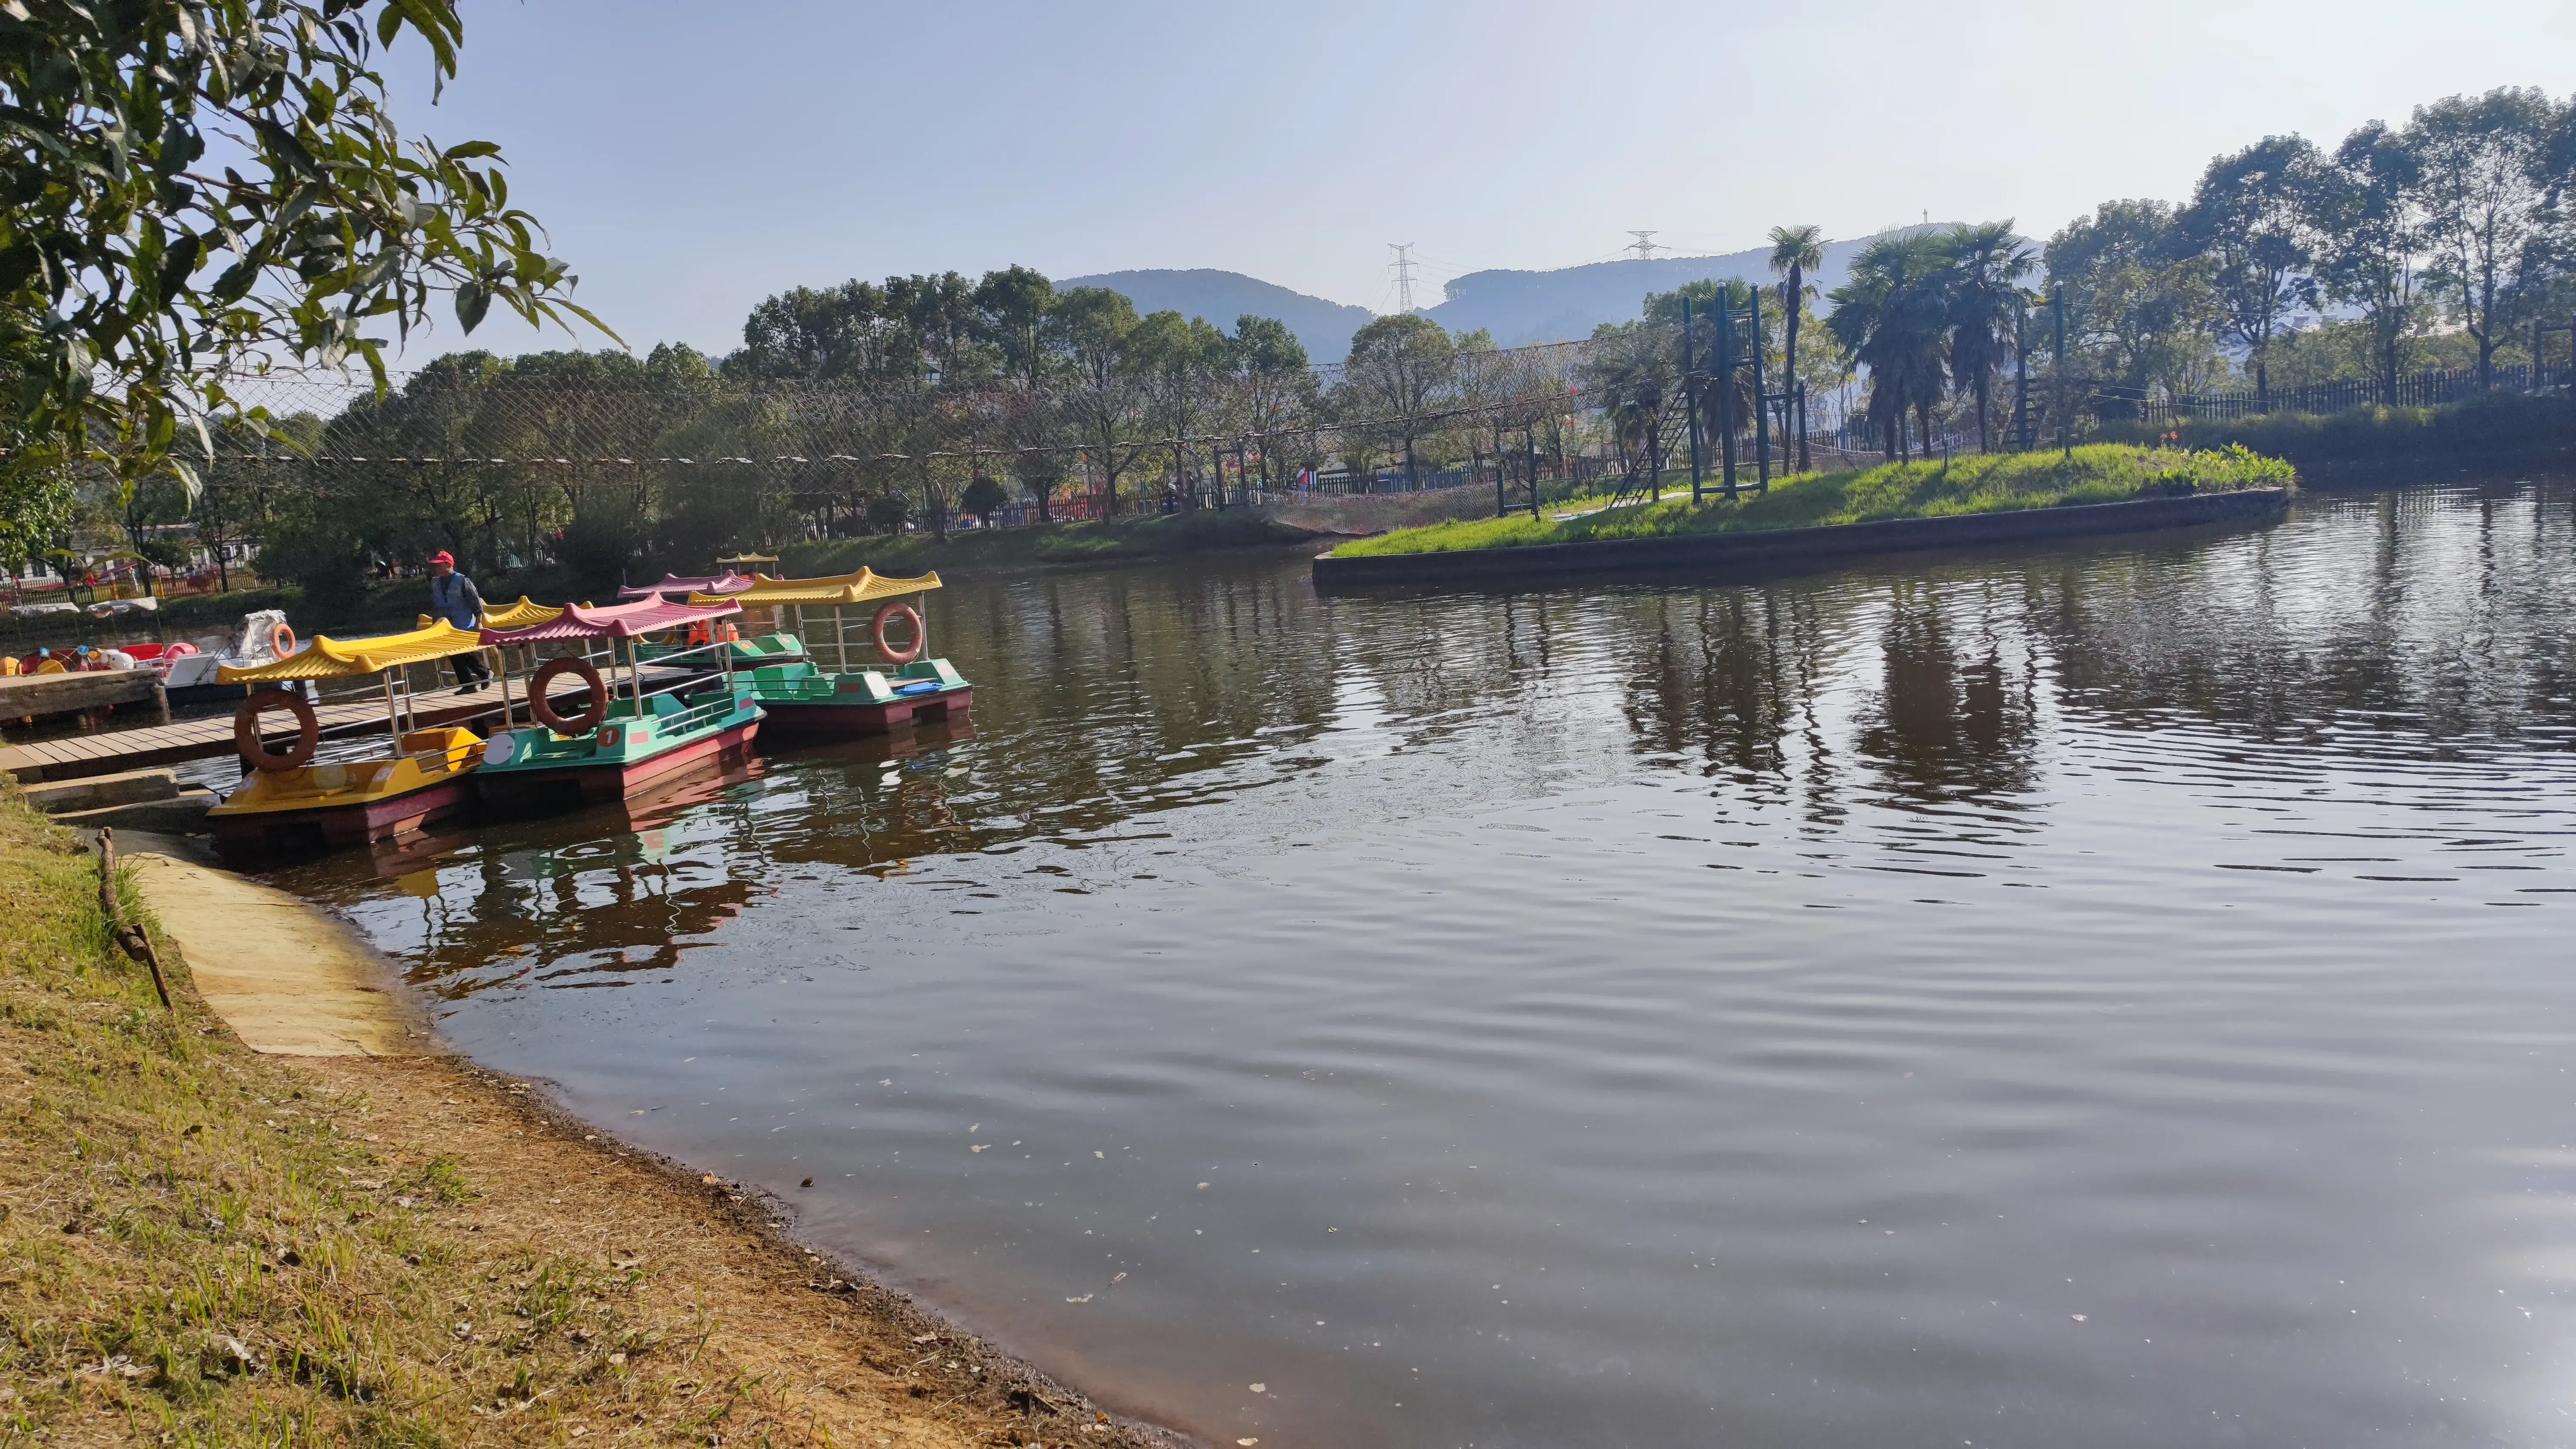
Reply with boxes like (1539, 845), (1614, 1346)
(616, 571), (754, 600)
(480, 596), (743, 645)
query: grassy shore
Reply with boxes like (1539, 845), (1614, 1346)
(784, 506), (1321, 578)
(2093, 390), (2576, 472)
(0, 784), (1166, 1449)
(1328, 443), (2296, 559)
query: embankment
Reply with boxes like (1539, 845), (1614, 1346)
(784, 506), (1326, 578)
(0, 784), (1177, 1449)
(2094, 390), (2576, 477)
(1317, 445), (2293, 589)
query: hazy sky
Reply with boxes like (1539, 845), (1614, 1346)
(393, 0), (2574, 363)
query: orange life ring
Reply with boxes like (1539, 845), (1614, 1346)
(872, 602), (924, 664)
(234, 689), (319, 773)
(529, 655), (608, 735)
(268, 621), (297, 658)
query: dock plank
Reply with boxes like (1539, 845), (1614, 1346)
(5, 664), (713, 783)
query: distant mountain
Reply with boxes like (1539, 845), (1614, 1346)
(1424, 226), (1953, 347)
(1059, 268), (1377, 363)
(1066, 227), (1958, 364)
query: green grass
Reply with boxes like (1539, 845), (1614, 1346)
(0, 784), (730, 1447)
(2093, 388), (2576, 469)
(784, 506), (1321, 577)
(1329, 443), (2296, 558)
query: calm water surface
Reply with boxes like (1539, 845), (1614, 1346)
(270, 479), (2576, 1448)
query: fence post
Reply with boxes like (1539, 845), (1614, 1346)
(1750, 288), (1770, 492)
(1684, 295), (1705, 505)
(2014, 299), (2030, 452)
(2053, 291), (2070, 458)
(1717, 301), (1738, 499)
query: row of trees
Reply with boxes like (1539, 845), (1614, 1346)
(2050, 86), (2576, 411)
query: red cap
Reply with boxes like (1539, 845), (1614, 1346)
(429, 551), (455, 566)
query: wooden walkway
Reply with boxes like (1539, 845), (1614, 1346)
(1, 665), (719, 784)
(1, 691), (516, 784)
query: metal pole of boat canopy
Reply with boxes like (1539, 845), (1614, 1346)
(382, 668), (402, 746)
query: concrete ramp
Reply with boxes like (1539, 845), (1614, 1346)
(124, 848), (432, 1056)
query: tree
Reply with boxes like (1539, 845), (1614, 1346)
(1, 0), (603, 528)
(1941, 223), (2036, 451)
(1130, 310), (1228, 507)
(973, 266), (1057, 388)
(1767, 225), (1825, 468)
(1339, 314), (1457, 491)
(1828, 233), (1950, 458)
(1046, 288), (1149, 516)
(863, 489), (911, 536)
(2178, 135), (2325, 407)
(2045, 201), (2222, 413)
(2406, 88), (2561, 389)
(1582, 322), (1682, 498)
(959, 474), (1008, 526)
(1224, 315), (1313, 494)
(2311, 121), (2426, 404)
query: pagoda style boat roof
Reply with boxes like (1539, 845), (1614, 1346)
(414, 596), (566, 632)
(218, 622), (486, 683)
(480, 595), (742, 645)
(696, 568), (942, 607)
(483, 596), (567, 629)
(618, 572), (754, 600)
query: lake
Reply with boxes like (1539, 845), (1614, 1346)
(268, 476), (2576, 1448)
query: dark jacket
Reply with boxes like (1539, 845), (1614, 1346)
(428, 570), (484, 629)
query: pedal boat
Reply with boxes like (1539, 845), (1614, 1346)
(205, 622), (487, 858)
(687, 568), (970, 739)
(471, 595), (764, 810)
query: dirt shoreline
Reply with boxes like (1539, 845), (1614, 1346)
(1, 799), (1201, 1449)
(298, 1049), (1196, 1449)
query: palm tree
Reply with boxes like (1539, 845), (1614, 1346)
(1827, 234), (1950, 460)
(1767, 225), (1825, 469)
(1941, 223), (2036, 452)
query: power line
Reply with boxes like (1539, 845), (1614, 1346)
(1388, 243), (1419, 314)
(1627, 230), (1663, 262)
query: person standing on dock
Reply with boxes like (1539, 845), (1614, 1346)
(426, 552), (492, 694)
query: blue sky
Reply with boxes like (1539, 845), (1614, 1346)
(391, 0), (2576, 364)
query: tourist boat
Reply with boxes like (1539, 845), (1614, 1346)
(139, 608), (300, 706)
(204, 622), (488, 858)
(686, 568), (970, 739)
(617, 574), (805, 667)
(471, 595), (764, 810)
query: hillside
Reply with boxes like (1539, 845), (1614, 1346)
(1065, 226), (1956, 362)
(1422, 225), (1949, 346)
(1059, 268), (1377, 361)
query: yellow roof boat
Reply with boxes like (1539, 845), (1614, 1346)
(414, 596), (566, 633)
(692, 568), (941, 607)
(219, 622), (486, 683)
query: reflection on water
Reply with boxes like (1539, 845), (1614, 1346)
(270, 480), (2576, 1448)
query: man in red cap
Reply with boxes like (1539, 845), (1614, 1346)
(426, 550), (492, 693)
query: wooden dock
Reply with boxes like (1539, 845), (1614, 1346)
(1, 692), (514, 784)
(1, 664), (723, 784)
